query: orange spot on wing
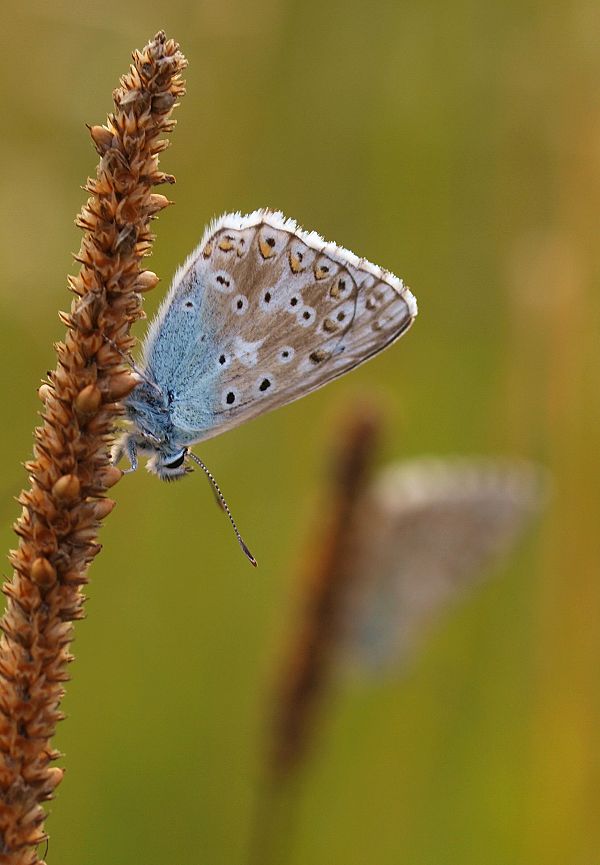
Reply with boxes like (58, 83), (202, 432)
(259, 237), (276, 258)
(289, 251), (304, 272)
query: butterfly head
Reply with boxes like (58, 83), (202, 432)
(112, 431), (193, 481)
(147, 447), (191, 481)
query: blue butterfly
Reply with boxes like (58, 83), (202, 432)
(113, 210), (417, 562)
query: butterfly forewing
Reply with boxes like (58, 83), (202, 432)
(143, 211), (416, 443)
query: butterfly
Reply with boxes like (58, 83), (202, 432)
(339, 458), (546, 673)
(112, 210), (417, 562)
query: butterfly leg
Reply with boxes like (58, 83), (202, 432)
(124, 437), (138, 473)
(111, 433), (139, 474)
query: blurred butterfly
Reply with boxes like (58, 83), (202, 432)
(112, 210), (417, 562)
(340, 458), (547, 672)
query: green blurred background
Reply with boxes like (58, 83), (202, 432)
(2, 2), (599, 863)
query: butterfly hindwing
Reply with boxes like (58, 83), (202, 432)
(342, 458), (546, 672)
(142, 210), (417, 444)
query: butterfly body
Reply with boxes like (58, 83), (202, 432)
(114, 209), (417, 479)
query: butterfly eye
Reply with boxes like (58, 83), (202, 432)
(164, 451), (186, 469)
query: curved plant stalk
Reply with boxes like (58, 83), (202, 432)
(248, 404), (382, 865)
(0, 32), (186, 863)
(268, 404), (382, 779)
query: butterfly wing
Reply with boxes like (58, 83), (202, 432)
(141, 210), (417, 445)
(341, 459), (546, 673)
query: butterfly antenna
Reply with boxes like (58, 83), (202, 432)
(187, 451), (257, 567)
